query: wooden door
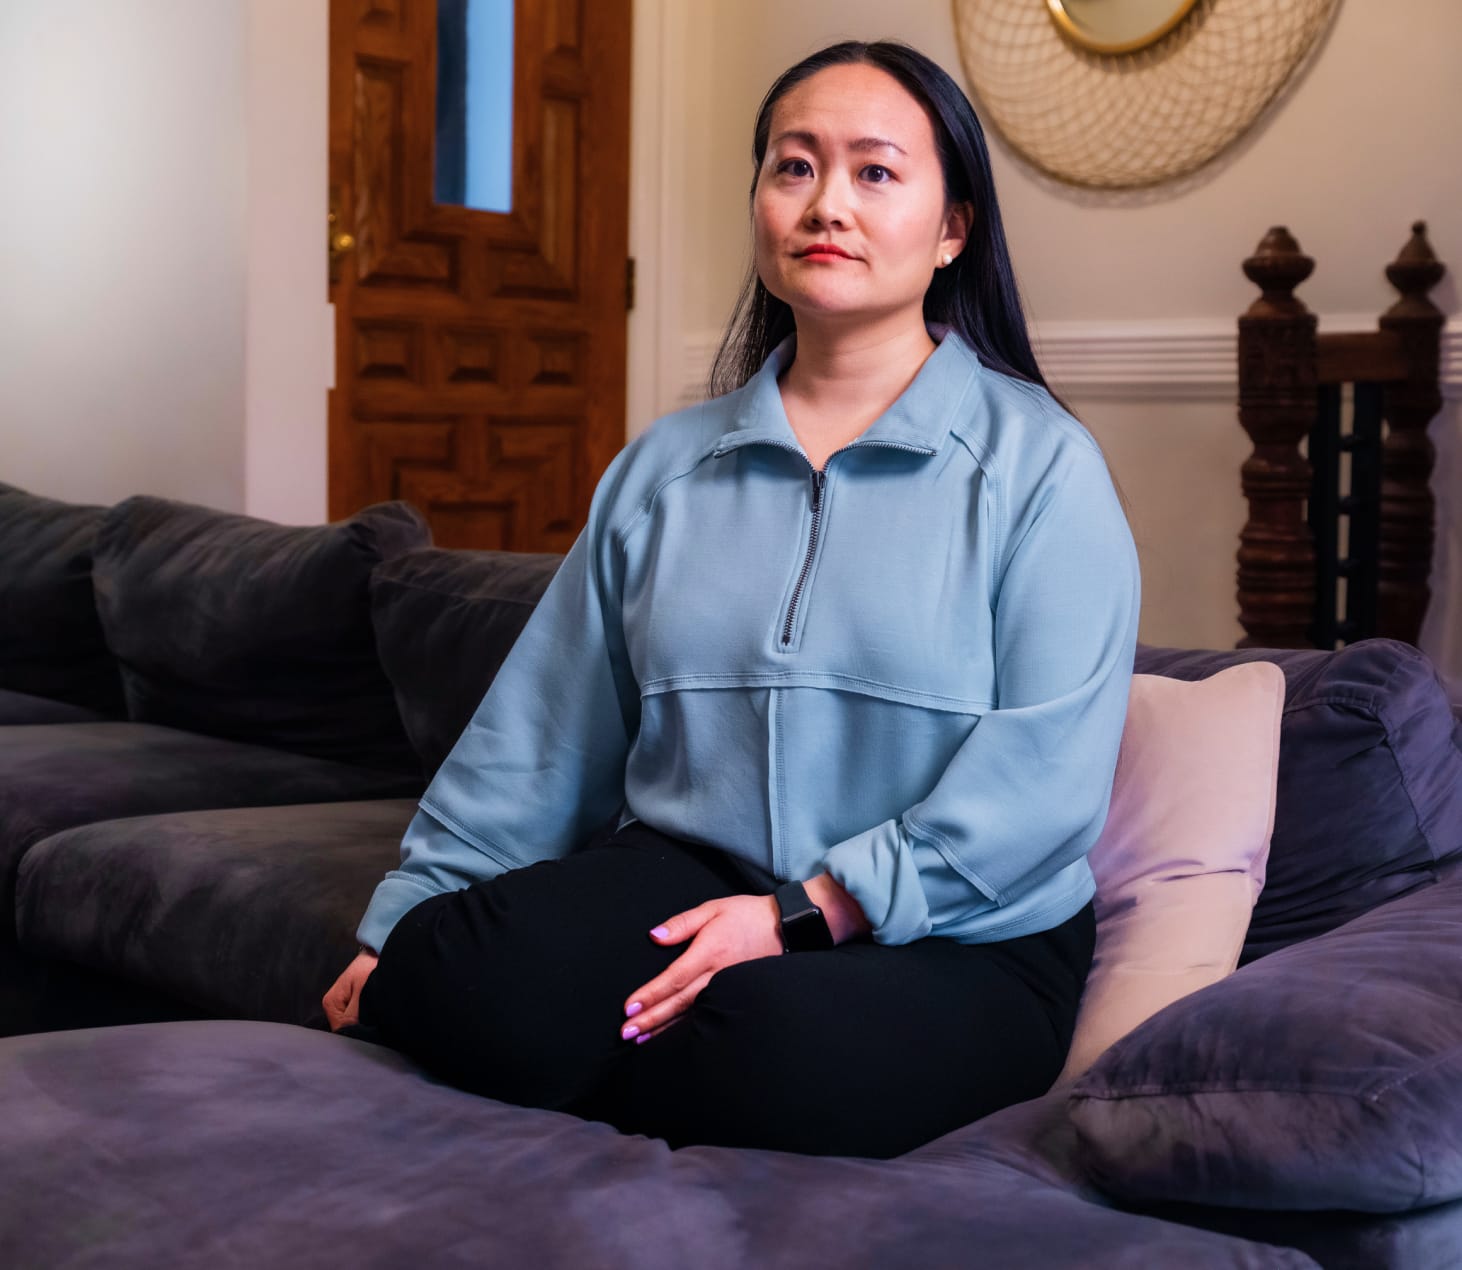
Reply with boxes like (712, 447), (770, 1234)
(327, 0), (632, 550)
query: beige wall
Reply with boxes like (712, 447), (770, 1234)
(0, 0), (248, 511)
(643, 0), (1462, 696)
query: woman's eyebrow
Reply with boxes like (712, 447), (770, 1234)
(770, 129), (907, 156)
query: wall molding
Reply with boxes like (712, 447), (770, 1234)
(676, 317), (1462, 409)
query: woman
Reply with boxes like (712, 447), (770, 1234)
(323, 39), (1140, 1161)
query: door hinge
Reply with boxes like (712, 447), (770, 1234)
(625, 256), (636, 311)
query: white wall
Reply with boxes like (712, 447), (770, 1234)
(0, 0), (249, 511)
(636, 0), (1462, 698)
(0, 0), (328, 523)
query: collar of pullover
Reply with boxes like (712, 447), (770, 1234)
(711, 323), (983, 462)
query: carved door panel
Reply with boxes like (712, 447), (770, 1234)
(327, 0), (632, 550)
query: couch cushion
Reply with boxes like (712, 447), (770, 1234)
(0, 1020), (1318, 1268)
(1069, 858), (1462, 1214)
(0, 687), (111, 725)
(1108, 1191), (1462, 1270)
(92, 495), (430, 773)
(0, 722), (422, 949)
(1057, 664), (1283, 1083)
(907, 1083), (1462, 1269)
(18, 800), (417, 1028)
(0, 482), (124, 715)
(370, 547), (564, 777)
(1135, 639), (1462, 961)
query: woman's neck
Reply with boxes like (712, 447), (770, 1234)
(777, 313), (939, 424)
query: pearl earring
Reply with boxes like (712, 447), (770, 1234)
(941, 253), (953, 267)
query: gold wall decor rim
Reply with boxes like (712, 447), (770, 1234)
(1044, 0), (1202, 56)
(953, 0), (1342, 190)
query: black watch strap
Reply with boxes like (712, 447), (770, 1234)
(774, 880), (835, 953)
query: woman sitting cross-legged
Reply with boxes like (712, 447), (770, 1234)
(322, 37), (1140, 1162)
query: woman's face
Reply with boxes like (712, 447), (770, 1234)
(752, 62), (969, 331)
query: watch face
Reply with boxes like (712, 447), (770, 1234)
(784, 910), (834, 951)
(778, 883), (834, 952)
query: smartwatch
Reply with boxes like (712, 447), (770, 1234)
(773, 880), (835, 953)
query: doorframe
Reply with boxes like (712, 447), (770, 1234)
(245, 0), (330, 525)
(626, 0), (697, 440)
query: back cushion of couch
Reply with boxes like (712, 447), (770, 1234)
(0, 482), (125, 715)
(370, 547), (564, 778)
(93, 495), (431, 773)
(1135, 638), (1462, 961)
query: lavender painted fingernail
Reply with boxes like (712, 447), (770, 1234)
(650, 926), (669, 939)
(636, 1032), (651, 1045)
(621, 1024), (640, 1040)
(625, 1001), (643, 1017)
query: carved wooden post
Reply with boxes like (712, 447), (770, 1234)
(1377, 221), (1446, 644)
(1236, 227), (1318, 648)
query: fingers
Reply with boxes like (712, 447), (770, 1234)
(338, 982), (361, 1030)
(638, 1013), (687, 1044)
(621, 967), (714, 1043)
(622, 901), (750, 1043)
(323, 956), (374, 1032)
(322, 983), (346, 1031)
(646, 900), (718, 950)
(622, 894), (784, 1045)
(322, 976), (355, 1032)
(624, 951), (710, 1029)
(632, 903), (726, 1012)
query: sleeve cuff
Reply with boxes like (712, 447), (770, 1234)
(355, 871), (457, 953)
(817, 818), (934, 946)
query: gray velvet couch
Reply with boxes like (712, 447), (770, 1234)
(2, 480), (1461, 1269)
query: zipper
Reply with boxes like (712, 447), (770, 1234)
(781, 468), (826, 646)
(770, 437), (934, 649)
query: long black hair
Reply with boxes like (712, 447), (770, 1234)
(706, 39), (1071, 421)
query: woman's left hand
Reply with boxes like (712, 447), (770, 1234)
(621, 893), (784, 1043)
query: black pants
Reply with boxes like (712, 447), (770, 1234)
(356, 820), (1095, 1160)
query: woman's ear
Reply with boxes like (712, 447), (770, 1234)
(941, 200), (974, 263)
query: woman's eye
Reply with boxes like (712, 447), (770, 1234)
(862, 164), (892, 183)
(778, 158), (812, 177)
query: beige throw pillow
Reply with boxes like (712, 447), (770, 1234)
(1056, 663), (1286, 1084)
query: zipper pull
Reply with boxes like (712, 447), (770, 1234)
(812, 468), (825, 504)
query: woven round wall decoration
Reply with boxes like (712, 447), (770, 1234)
(950, 0), (1342, 189)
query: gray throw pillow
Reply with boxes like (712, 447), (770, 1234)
(92, 495), (430, 773)
(1068, 858), (1462, 1213)
(0, 482), (125, 715)
(369, 547), (564, 778)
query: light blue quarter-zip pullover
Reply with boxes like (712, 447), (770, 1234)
(357, 326), (1141, 953)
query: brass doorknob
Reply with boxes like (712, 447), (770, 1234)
(328, 210), (355, 260)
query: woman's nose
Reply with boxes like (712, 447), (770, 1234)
(804, 178), (850, 228)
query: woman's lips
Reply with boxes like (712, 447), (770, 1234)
(799, 246), (854, 260)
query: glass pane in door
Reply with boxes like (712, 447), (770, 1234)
(435, 0), (514, 212)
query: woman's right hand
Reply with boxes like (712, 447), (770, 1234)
(323, 949), (379, 1031)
